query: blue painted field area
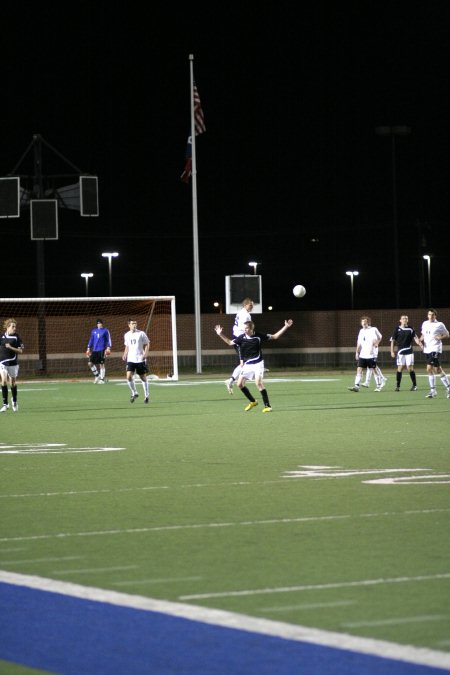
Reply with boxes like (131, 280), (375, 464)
(1, 581), (449, 675)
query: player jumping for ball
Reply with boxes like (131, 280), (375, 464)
(215, 319), (293, 412)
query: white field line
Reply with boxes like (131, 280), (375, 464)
(0, 556), (82, 565)
(1, 472), (448, 499)
(51, 565), (138, 575)
(342, 615), (447, 628)
(112, 576), (203, 587)
(261, 600), (356, 612)
(0, 571), (449, 671)
(115, 378), (340, 387)
(0, 508), (448, 543)
(0, 486), (170, 498)
(179, 573), (450, 601)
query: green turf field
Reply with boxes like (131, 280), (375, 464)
(1, 373), (449, 657)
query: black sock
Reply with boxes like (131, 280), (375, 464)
(11, 385), (17, 403)
(1, 385), (8, 405)
(261, 388), (270, 407)
(396, 372), (402, 386)
(241, 386), (256, 402)
(410, 371), (417, 386)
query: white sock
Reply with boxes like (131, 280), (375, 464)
(440, 375), (449, 388)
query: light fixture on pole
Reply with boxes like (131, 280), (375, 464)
(80, 273), (93, 297)
(248, 261), (258, 275)
(213, 301), (223, 314)
(375, 125), (411, 308)
(346, 270), (359, 310)
(423, 255), (431, 306)
(101, 252), (119, 296)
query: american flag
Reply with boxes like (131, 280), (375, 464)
(193, 83), (206, 135)
(180, 136), (192, 184)
(181, 83), (205, 183)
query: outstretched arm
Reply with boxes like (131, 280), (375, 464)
(270, 319), (293, 340)
(214, 325), (235, 346)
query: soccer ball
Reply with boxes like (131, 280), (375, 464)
(293, 284), (306, 298)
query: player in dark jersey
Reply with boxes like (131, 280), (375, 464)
(215, 319), (293, 412)
(390, 314), (421, 391)
(0, 318), (24, 412)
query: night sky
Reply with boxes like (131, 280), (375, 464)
(2, 2), (450, 313)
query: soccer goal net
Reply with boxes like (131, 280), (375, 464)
(0, 296), (178, 380)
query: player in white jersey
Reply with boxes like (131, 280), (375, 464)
(225, 298), (254, 394)
(361, 319), (387, 390)
(419, 309), (450, 399)
(348, 316), (382, 392)
(123, 319), (150, 404)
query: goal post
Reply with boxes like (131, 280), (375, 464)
(0, 296), (178, 380)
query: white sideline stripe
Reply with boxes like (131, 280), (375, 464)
(0, 508), (448, 543)
(0, 571), (449, 670)
(179, 573), (450, 600)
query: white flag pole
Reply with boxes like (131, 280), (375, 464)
(189, 54), (202, 373)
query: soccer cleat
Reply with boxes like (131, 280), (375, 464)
(0, 404), (9, 412)
(145, 396), (149, 404)
(361, 383), (369, 388)
(98, 378), (105, 384)
(425, 391), (436, 399)
(12, 402), (18, 412)
(380, 378), (387, 389)
(374, 387), (381, 392)
(225, 379), (233, 394)
(262, 406), (272, 413)
(130, 392), (139, 403)
(244, 401), (258, 411)
(410, 385), (417, 391)
(348, 386), (359, 392)
(395, 387), (400, 392)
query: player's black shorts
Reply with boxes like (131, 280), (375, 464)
(425, 352), (441, 368)
(126, 361), (148, 375)
(90, 350), (105, 365)
(357, 357), (376, 369)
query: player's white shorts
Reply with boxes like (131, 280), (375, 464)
(240, 360), (265, 382)
(0, 364), (19, 379)
(396, 353), (414, 368)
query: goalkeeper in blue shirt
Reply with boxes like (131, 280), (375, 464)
(86, 319), (112, 383)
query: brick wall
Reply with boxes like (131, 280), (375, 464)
(176, 308), (450, 369)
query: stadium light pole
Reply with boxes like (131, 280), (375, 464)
(80, 273), (93, 297)
(423, 255), (431, 306)
(375, 125), (412, 308)
(346, 270), (359, 309)
(248, 261), (258, 275)
(101, 252), (119, 296)
(213, 301), (223, 313)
